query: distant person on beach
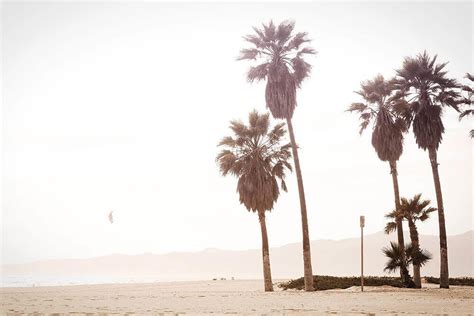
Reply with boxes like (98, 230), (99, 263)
(108, 211), (114, 224)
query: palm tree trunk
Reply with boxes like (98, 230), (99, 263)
(389, 160), (410, 286)
(408, 217), (421, 288)
(428, 147), (449, 289)
(286, 117), (314, 291)
(258, 211), (273, 292)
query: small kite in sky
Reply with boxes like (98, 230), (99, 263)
(108, 211), (114, 224)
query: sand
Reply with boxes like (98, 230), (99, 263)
(1, 280), (473, 315)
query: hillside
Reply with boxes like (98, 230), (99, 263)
(2, 231), (472, 281)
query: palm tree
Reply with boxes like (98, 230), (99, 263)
(216, 110), (292, 292)
(393, 51), (461, 288)
(383, 242), (431, 284)
(385, 194), (437, 288)
(347, 75), (411, 285)
(459, 73), (473, 137)
(238, 20), (316, 291)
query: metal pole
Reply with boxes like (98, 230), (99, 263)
(360, 215), (365, 292)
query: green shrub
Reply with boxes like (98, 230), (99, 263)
(278, 275), (403, 290)
(424, 277), (474, 286)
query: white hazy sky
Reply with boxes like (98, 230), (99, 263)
(1, 1), (472, 264)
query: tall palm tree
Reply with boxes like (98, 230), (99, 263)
(385, 194), (437, 288)
(347, 75), (411, 285)
(216, 110), (292, 292)
(393, 51), (461, 288)
(383, 242), (431, 282)
(459, 73), (473, 137)
(238, 20), (316, 291)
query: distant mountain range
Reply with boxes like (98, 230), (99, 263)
(2, 231), (472, 281)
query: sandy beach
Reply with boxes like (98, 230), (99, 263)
(1, 280), (473, 315)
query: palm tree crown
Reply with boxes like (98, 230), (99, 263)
(238, 20), (315, 119)
(347, 75), (408, 162)
(216, 110), (292, 213)
(392, 51), (461, 150)
(385, 194), (437, 234)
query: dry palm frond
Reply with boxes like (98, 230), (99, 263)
(371, 108), (404, 162)
(412, 104), (444, 150)
(216, 110), (292, 214)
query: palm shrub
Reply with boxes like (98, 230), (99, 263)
(216, 110), (292, 291)
(385, 194), (437, 288)
(383, 242), (431, 288)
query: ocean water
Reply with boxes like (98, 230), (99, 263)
(0, 275), (209, 288)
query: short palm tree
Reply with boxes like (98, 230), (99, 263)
(383, 242), (431, 285)
(238, 20), (316, 291)
(392, 51), (461, 288)
(459, 73), (473, 137)
(216, 110), (292, 292)
(385, 194), (437, 288)
(347, 75), (411, 285)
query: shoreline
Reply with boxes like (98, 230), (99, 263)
(0, 278), (271, 289)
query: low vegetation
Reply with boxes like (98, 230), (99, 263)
(425, 277), (474, 286)
(278, 275), (403, 291)
(279, 276), (474, 290)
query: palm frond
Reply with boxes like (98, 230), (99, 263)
(238, 48), (259, 60)
(409, 247), (432, 266)
(276, 20), (294, 45)
(384, 221), (398, 234)
(346, 102), (368, 113)
(297, 47), (316, 56)
(383, 242), (405, 273)
(292, 56), (312, 86)
(459, 109), (474, 120)
(247, 63), (269, 82)
(285, 32), (310, 51)
(218, 136), (236, 148)
(419, 207), (437, 221)
(262, 20), (276, 42)
(242, 34), (264, 49)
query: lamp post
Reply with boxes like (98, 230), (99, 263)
(360, 215), (365, 292)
